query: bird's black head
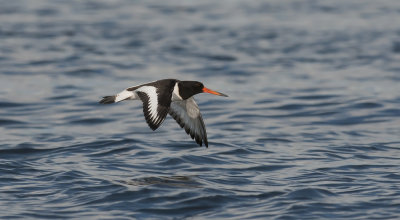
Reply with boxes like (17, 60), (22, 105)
(178, 81), (204, 100)
(178, 80), (228, 100)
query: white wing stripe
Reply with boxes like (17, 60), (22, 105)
(136, 86), (159, 120)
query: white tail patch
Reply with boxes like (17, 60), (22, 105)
(115, 89), (137, 102)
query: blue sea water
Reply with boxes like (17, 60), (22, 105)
(1, 0), (400, 219)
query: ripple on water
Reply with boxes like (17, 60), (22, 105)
(0, 118), (26, 126)
(287, 188), (337, 200)
(137, 194), (237, 217)
(46, 94), (78, 101)
(0, 101), (32, 108)
(293, 94), (341, 100)
(68, 118), (114, 125)
(121, 175), (202, 188)
(0, 144), (49, 158)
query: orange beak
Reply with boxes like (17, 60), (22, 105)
(202, 87), (228, 97)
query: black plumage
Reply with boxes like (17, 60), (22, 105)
(99, 79), (227, 147)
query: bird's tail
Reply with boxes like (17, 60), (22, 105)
(99, 96), (116, 104)
(99, 89), (136, 104)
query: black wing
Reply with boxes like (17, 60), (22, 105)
(136, 85), (173, 130)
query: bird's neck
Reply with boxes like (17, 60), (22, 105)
(177, 82), (196, 100)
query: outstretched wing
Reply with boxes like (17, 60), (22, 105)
(136, 86), (171, 130)
(169, 97), (208, 147)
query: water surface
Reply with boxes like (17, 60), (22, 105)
(1, 0), (400, 219)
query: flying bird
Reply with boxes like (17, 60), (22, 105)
(99, 79), (228, 147)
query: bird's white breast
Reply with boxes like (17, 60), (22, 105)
(171, 82), (183, 101)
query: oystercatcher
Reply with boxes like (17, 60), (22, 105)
(99, 79), (228, 147)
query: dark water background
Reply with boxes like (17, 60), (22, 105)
(1, 0), (400, 219)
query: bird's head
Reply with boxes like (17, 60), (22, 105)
(179, 81), (228, 100)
